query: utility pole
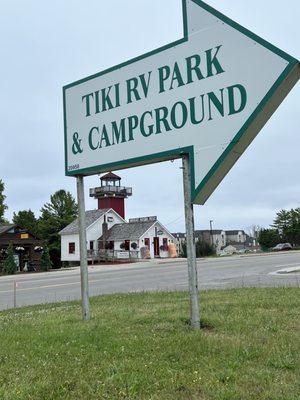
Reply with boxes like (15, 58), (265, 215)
(182, 154), (200, 329)
(76, 176), (91, 321)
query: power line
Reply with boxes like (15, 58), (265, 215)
(164, 214), (184, 227)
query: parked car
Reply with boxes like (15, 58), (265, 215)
(272, 243), (293, 251)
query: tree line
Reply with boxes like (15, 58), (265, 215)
(0, 179), (78, 268)
(258, 208), (300, 250)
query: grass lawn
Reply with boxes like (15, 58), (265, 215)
(0, 288), (299, 400)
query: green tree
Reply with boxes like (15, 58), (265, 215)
(2, 243), (17, 275)
(196, 240), (215, 257)
(258, 228), (281, 250)
(13, 209), (39, 236)
(272, 208), (300, 246)
(180, 242), (187, 258)
(40, 246), (53, 272)
(38, 190), (78, 267)
(0, 179), (8, 224)
(180, 240), (215, 257)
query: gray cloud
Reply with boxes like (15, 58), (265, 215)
(1, 0), (299, 233)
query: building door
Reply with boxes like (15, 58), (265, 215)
(153, 237), (160, 257)
(163, 238), (168, 251)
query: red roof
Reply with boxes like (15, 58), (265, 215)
(100, 172), (121, 180)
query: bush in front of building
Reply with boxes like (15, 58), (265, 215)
(196, 240), (215, 257)
(180, 240), (215, 258)
(2, 243), (17, 275)
(40, 246), (53, 272)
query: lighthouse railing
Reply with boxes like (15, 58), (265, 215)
(89, 186), (132, 197)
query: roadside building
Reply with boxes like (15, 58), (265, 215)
(99, 216), (175, 259)
(225, 230), (247, 244)
(173, 229), (226, 254)
(59, 173), (176, 262)
(173, 229), (260, 256)
(195, 229), (226, 253)
(173, 232), (186, 256)
(220, 236), (261, 255)
(0, 224), (43, 271)
(220, 244), (247, 255)
(59, 208), (125, 262)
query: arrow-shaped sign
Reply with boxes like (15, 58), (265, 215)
(63, 0), (299, 204)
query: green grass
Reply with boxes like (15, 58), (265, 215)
(0, 288), (299, 400)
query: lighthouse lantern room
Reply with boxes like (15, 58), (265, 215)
(89, 172), (132, 219)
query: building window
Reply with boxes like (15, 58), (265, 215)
(69, 242), (75, 254)
(90, 241), (94, 250)
(144, 238), (150, 248)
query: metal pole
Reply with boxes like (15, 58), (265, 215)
(182, 154), (200, 329)
(13, 280), (17, 308)
(210, 220), (214, 247)
(76, 176), (91, 321)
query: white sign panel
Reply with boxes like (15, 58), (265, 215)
(63, 0), (299, 204)
(117, 251), (130, 259)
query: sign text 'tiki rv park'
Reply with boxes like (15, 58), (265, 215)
(63, 0), (299, 204)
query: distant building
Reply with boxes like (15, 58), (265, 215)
(173, 232), (186, 255)
(60, 173), (176, 262)
(225, 230), (247, 244)
(195, 230), (226, 253)
(173, 229), (226, 254)
(173, 228), (260, 256)
(0, 224), (43, 271)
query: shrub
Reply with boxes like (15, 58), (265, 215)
(40, 246), (53, 272)
(180, 242), (187, 258)
(180, 240), (215, 258)
(3, 243), (17, 275)
(258, 229), (281, 250)
(196, 240), (215, 257)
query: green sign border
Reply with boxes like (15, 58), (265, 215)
(63, 0), (299, 204)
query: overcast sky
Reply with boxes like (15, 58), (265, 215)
(0, 0), (299, 233)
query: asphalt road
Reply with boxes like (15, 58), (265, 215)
(0, 252), (299, 310)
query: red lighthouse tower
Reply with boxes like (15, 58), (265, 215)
(89, 172), (132, 219)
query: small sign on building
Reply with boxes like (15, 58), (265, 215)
(117, 251), (130, 259)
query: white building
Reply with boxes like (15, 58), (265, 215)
(225, 230), (247, 244)
(60, 212), (175, 262)
(173, 229), (226, 254)
(195, 230), (226, 253)
(99, 216), (175, 259)
(59, 173), (176, 262)
(60, 208), (124, 262)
